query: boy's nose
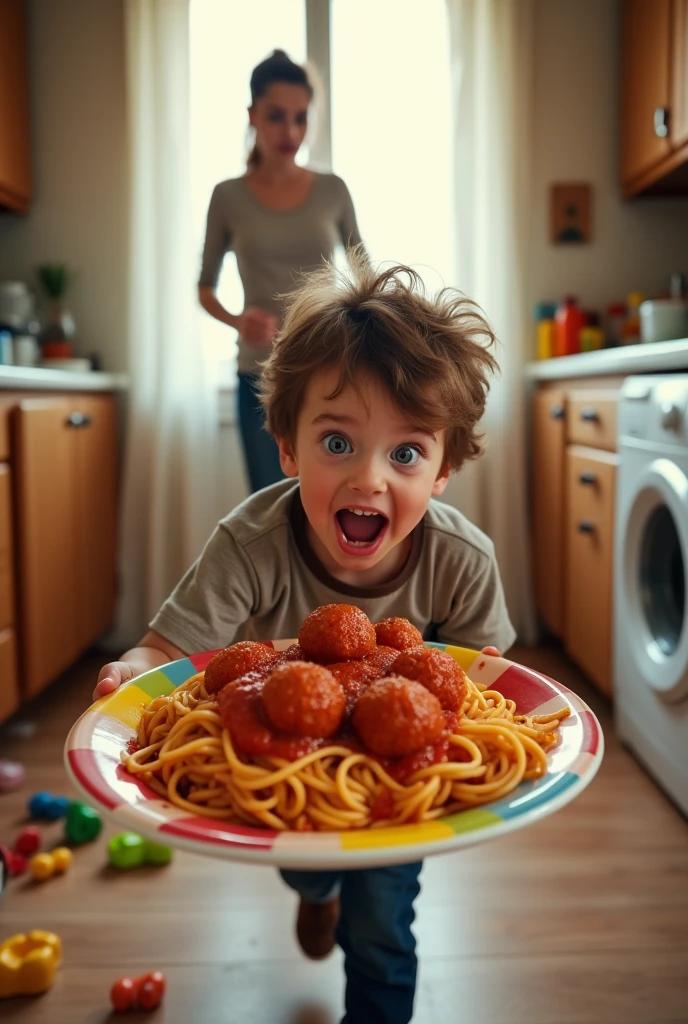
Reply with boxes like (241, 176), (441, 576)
(347, 459), (386, 494)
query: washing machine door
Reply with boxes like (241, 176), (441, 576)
(622, 457), (688, 702)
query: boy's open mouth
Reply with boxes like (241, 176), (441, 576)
(335, 508), (389, 553)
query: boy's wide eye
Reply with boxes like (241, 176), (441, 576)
(392, 445), (420, 466)
(322, 433), (352, 456)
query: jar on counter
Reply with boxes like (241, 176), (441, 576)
(603, 302), (626, 347)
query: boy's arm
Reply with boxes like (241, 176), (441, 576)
(92, 630), (186, 701)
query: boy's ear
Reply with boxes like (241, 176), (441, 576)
(277, 437), (299, 478)
(431, 467), (450, 497)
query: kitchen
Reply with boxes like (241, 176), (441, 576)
(1, 1), (688, 1021)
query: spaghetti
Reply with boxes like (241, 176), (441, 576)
(122, 667), (570, 832)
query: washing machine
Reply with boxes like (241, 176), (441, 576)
(614, 374), (688, 816)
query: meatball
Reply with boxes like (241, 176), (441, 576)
(328, 660), (376, 703)
(352, 676), (444, 758)
(363, 645), (401, 678)
(261, 661), (346, 738)
(204, 641), (280, 694)
(282, 643), (306, 662)
(299, 604), (376, 664)
(392, 647), (467, 711)
(374, 617), (424, 651)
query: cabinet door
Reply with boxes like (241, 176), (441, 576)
(0, 463), (15, 629)
(673, 0), (688, 151)
(564, 447), (618, 697)
(0, 627), (19, 723)
(531, 387), (566, 637)
(0, 0), (31, 212)
(620, 0), (672, 189)
(71, 395), (118, 652)
(14, 399), (77, 697)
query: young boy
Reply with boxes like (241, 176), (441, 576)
(93, 255), (516, 1024)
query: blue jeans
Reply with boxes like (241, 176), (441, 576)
(281, 862), (423, 1024)
(237, 372), (284, 493)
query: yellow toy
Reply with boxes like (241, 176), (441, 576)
(0, 930), (62, 997)
(30, 847), (73, 882)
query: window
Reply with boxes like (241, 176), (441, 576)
(190, 0), (453, 381)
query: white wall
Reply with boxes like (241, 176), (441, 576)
(0, 0), (128, 373)
(529, 0), (688, 334)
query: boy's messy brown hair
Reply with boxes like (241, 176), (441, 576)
(259, 249), (498, 473)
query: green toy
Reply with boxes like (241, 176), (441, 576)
(107, 832), (173, 870)
(65, 801), (103, 844)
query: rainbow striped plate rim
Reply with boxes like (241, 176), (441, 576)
(64, 642), (604, 869)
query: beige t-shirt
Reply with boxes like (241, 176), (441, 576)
(151, 480), (516, 656)
(198, 172), (362, 374)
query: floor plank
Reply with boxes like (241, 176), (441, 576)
(1, 643), (687, 1023)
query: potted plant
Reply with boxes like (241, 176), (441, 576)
(35, 263), (76, 358)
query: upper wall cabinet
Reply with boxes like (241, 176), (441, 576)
(0, 0), (31, 214)
(620, 0), (688, 197)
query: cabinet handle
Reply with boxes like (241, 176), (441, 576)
(578, 472), (597, 485)
(654, 106), (669, 138)
(580, 407), (599, 422)
(66, 412), (92, 428)
(550, 403), (565, 419)
(577, 520), (595, 534)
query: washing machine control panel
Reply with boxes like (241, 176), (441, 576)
(619, 375), (688, 446)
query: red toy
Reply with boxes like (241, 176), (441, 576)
(110, 971), (165, 1012)
(15, 827), (41, 856)
(0, 844), (27, 877)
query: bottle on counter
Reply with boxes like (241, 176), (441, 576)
(619, 291), (644, 345)
(603, 302), (626, 347)
(554, 295), (586, 357)
(579, 312), (605, 353)
(534, 302), (557, 359)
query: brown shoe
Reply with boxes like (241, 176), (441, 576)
(295, 895), (340, 960)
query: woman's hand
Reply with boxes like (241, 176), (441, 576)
(235, 307), (278, 346)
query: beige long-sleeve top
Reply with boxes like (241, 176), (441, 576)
(198, 172), (362, 374)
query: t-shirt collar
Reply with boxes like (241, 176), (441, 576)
(289, 487), (423, 598)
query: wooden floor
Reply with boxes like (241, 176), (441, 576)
(1, 643), (687, 1024)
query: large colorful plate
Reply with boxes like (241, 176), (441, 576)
(64, 642), (603, 869)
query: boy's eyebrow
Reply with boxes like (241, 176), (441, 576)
(311, 412), (438, 441)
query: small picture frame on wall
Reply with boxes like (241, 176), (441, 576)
(550, 183), (592, 244)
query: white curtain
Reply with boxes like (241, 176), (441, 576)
(111, 0), (219, 649)
(444, 0), (536, 643)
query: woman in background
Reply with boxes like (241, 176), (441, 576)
(198, 50), (364, 493)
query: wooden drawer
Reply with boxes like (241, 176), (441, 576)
(0, 626), (19, 723)
(567, 389), (619, 452)
(564, 447), (619, 696)
(0, 463), (14, 629)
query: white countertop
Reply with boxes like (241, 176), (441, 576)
(0, 366), (129, 391)
(524, 338), (688, 381)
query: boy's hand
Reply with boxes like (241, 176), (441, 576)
(93, 662), (136, 701)
(480, 646), (501, 657)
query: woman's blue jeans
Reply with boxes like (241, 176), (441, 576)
(281, 862), (423, 1024)
(237, 372), (284, 493)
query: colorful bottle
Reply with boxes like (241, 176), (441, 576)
(533, 302), (557, 359)
(554, 295), (586, 357)
(620, 291), (643, 345)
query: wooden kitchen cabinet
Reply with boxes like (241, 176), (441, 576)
(0, 463), (19, 721)
(620, 0), (688, 197)
(531, 385), (567, 638)
(530, 378), (621, 696)
(14, 394), (117, 699)
(0, 0), (31, 213)
(564, 446), (618, 697)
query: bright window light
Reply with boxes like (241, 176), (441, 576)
(189, 0), (306, 381)
(331, 0), (453, 294)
